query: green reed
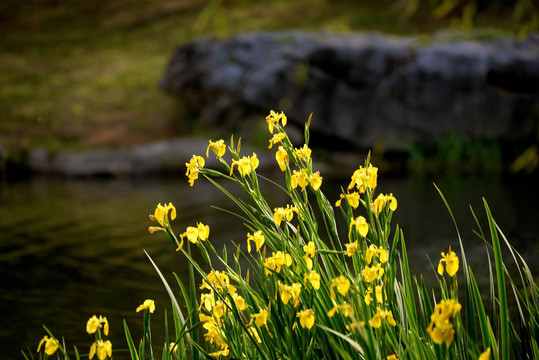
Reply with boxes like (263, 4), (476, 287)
(26, 111), (537, 360)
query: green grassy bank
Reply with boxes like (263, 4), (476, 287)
(0, 0), (533, 167)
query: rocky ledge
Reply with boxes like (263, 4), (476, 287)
(23, 138), (275, 177)
(160, 30), (539, 152)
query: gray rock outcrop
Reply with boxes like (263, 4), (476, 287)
(27, 138), (212, 177)
(25, 138), (272, 177)
(160, 30), (539, 152)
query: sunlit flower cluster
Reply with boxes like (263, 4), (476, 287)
(291, 169), (322, 191)
(264, 251), (293, 275)
(181, 222), (210, 245)
(86, 315), (109, 336)
(294, 144), (312, 162)
(86, 315), (112, 360)
(273, 204), (298, 227)
(90, 340), (113, 360)
(197, 270), (251, 356)
(365, 244), (388, 265)
(327, 302), (354, 318)
(278, 281), (302, 307)
(427, 299), (462, 347)
(348, 163), (378, 193)
(31, 109), (523, 360)
(365, 285), (384, 306)
(368, 307), (397, 328)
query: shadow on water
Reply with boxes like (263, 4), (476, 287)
(1, 172), (537, 358)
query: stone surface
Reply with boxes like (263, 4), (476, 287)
(160, 30), (539, 152)
(27, 138), (208, 177)
(26, 138), (272, 177)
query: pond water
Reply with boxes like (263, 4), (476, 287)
(1, 171), (538, 358)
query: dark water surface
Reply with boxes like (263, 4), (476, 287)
(1, 173), (537, 358)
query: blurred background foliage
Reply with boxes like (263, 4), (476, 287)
(0, 0), (537, 172)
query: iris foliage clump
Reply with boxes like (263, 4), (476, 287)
(27, 111), (537, 360)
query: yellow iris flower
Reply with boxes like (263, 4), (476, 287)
(264, 251), (293, 275)
(303, 241), (316, 269)
(294, 144), (312, 162)
(365, 244), (388, 264)
(89, 340), (112, 360)
(309, 171), (323, 190)
(247, 230), (265, 253)
(230, 153), (259, 177)
(304, 270), (321, 290)
(335, 192), (360, 209)
(209, 346), (230, 358)
(303, 241), (315, 258)
(327, 302), (354, 318)
(297, 309), (315, 330)
(348, 164), (378, 193)
(479, 348), (491, 360)
(437, 246), (459, 277)
(273, 204), (298, 226)
(266, 110), (287, 134)
(206, 139), (226, 158)
(349, 216), (369, 238)
(278, 282), (302, 307)
(268, 132), (286, 149)
(330, 275), (351, 299)
(37, 336), (58, 356)
(136, 299), (155, 313)
(368, 307), (397, 328)
(179, 222), (210, 247)
(185, 155), (205, 186)
(427, 299), (462, 347)
(344, 241), (359, 257)
(86, 315), (109, 336)
(291, 169), (309, 190)
(153, 202), (176, 228)
(372, 193), (398, 215)
(275, 146), (289, 171)
(365, 285), (384, 306)
(363, 264), (384, 283)
(291, 169), (322, 191)
(250, 309), (269, 328)
(201, 270), (230, 292)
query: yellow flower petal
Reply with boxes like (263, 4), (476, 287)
(136, 299), (155, 313)
(479, 348), (491, 360)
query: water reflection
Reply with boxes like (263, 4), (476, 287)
(1, 173), (537, 358)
